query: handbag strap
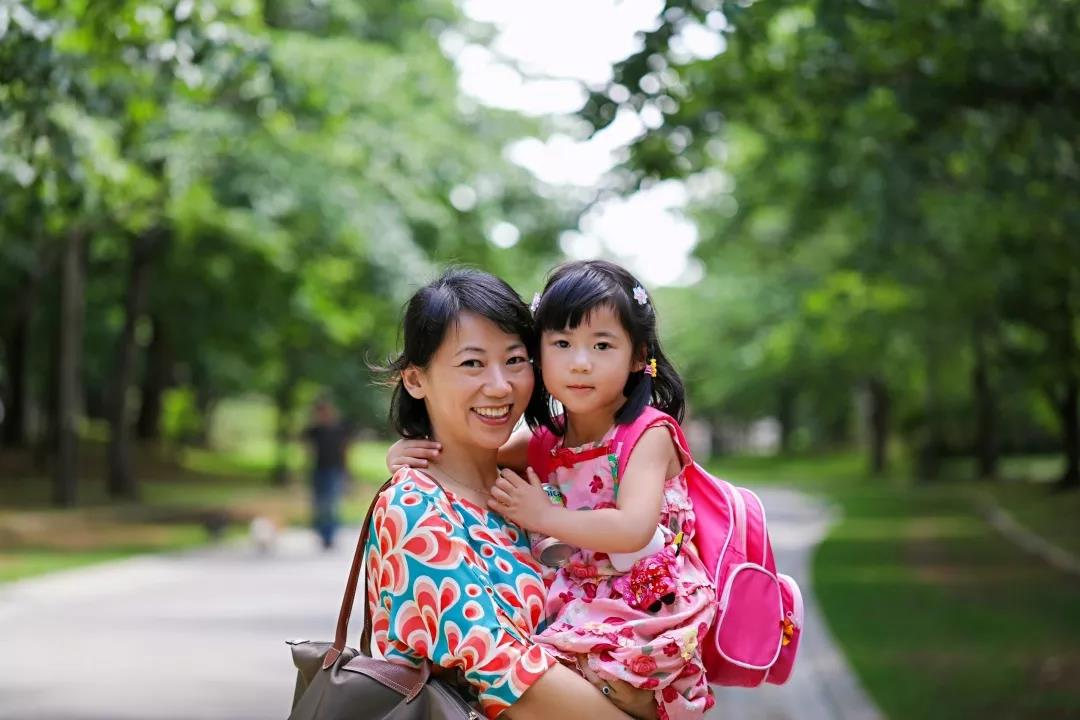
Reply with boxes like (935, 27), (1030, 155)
(327, 470), (457, 666)
(323, 476), (394, 670)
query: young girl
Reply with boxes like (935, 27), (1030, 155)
(388, 260), (716, 720)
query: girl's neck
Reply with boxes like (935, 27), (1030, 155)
(427, 441), (500, 492)
(564, 408), (620, 447)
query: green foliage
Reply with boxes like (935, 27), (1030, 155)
(0, 0), (572, 473)
(593, 0), (1080, 469)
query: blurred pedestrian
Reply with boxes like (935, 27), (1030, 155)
(301, 396), (353, 549)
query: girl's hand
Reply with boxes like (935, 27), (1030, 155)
(385, 438), (441, 472)
(489, 467), (551, 531)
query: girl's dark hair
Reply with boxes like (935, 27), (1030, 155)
(526, 259), (685, 435)
(382, 267), (540, 439)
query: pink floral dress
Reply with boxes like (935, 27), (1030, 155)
(531, 421), (717, 720)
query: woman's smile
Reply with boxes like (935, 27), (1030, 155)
(472, 404), (513, 424)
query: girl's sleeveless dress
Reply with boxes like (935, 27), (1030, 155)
(531, 421), (717, 720)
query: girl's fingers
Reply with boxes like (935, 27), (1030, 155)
(499, 468), (527, 487)
(525, 466), (542, 486)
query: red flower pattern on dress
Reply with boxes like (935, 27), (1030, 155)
(628, 654), (658, 675)
(530, 422), (715, 720)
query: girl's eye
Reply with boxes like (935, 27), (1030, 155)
(552, 339), (570, 349)
(595, 342), (612, 351)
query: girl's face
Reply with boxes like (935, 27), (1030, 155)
(540, 304), (642, 420)
(403, 311), (534, 450)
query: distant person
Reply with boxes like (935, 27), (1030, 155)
(301, 397), (353, 549)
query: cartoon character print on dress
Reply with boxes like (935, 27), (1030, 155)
(611, 545), (679, 613)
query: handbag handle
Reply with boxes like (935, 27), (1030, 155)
(322, 476), (393, 670)
(324, 471), (455, 667)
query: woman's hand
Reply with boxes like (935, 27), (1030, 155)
(385, 438), (441, 472)
(578, 660), (658, 720)
(488, 467), (552, 532)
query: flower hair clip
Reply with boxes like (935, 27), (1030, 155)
(530, 292), (541, 313)
(632, 286), (649, 305)
(644, 358), (658, 378)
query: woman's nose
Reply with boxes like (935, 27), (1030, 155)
(484, 366), (512, 395)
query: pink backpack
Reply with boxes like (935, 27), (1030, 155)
(527, 407), (803, 687)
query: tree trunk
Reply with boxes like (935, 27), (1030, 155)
(777, 385), (796, 455)
(53, 230), (85, 508)
(272, 359), (300, 487)
(2, 310), (29, 447)
(4, 240), (56, 448)
(136, 315), (171, 442)
(106, 232), (161, 500)
(972, 321), (999, 481)
(1058, 379), (1080, 490)
(867, 375), (889, 475)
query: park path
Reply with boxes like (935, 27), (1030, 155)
(0, 487), (883, 720)
(706, 487), (883, 720)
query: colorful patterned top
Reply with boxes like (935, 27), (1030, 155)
(365, 468), (557, 719)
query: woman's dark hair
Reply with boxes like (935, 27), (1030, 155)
(526, 259), (685, 435)
(381, 267), (540, 439)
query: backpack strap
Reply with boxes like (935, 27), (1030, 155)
(611, 406), (693, 481)
(526, 425), (559, 481)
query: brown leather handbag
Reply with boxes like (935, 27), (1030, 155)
(286, 478), (481, 720)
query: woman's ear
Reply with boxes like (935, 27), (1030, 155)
(401, 366), (426, 399)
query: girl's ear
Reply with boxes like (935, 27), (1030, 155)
(631, 345), (648, 372)
(401, 366), (426, 399)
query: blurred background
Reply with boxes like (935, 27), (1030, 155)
(2, 1), (1079, 718)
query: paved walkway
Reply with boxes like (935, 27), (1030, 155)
(0, 487), (884, 720)
(707, 487), (882, 720)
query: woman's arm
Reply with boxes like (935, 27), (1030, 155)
(490, 427), (677, 554)
(385, 426), (530, 473)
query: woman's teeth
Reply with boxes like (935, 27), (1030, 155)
(473, 405), (510, 418)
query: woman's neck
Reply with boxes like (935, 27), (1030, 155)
(428, 442), (500, 492)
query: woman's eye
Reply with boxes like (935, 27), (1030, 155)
(460, 359), (482, 368)
(507, 356), (528, 365)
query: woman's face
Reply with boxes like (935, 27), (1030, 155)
(403, 311), (534, 450)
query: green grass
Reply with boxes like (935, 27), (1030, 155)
(0, 427), (392, 584)
(0, 526), (209, 583)
(709, 453), (1080, 720)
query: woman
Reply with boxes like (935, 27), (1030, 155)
(366, 268), (653, 720)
